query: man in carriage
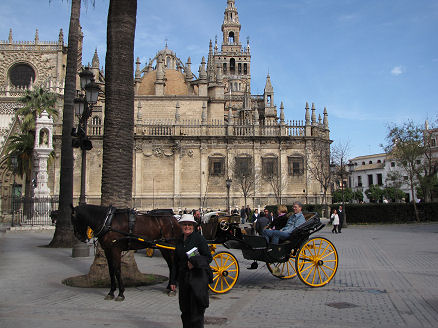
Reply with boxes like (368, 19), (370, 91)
(262, 202), (306, 244)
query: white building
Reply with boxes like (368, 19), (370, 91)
(348, 153), (414, 202)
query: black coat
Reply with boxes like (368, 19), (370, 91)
(170, 231), (213, 308)
(270, 214), (289, 230)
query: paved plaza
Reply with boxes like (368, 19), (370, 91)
(1, 223), (438, 328)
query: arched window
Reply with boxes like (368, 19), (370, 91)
(230, 58), (236, 74)
(244, 63), (248, 75)
(9, 63), (35, 88)
(228, 31), (235, 44)
(238, 63), (242, 74)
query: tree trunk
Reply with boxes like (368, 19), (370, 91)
(49, 0), (81, 247)
(410, 176), (420, 222)
(86, 0), (140, 283)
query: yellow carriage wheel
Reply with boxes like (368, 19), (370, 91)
(295, 237), (338, 287)
(145, 248), (155, 257)
(209, 251), (239, 294)
(266, 253), (297, 279)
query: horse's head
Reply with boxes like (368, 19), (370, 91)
(71, 205), (89, 242)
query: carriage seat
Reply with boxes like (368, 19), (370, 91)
(287, 214), (322, 241)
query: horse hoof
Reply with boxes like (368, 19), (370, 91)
(104, 295), (114, 301)
(115, 296), (125, 302)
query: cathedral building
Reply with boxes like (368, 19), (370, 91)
(0, 0), (331, 214)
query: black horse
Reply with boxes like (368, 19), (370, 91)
(71, 204), (181, 301)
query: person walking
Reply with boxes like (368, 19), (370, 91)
(331, 209), (339, 234)
(338, 205), (344, 233)
(245, 205), (252, 223)
(251, 209), (259, 223)
(170, 214), (213, 328)
(240, 206), (246, 224)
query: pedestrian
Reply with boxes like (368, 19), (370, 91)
(331, 209), (339, 234)
(245, 205), (251, 223)
(251, 209), (259, 223)
(193, 209), (202, 232)
(338, 205), (344, 233)
(263, 208), (273, 224)
(263, 203), (305, 244)
(170, 214), (213, 328)
(240, 205), (246, 224)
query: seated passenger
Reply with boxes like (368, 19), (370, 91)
(262, 202), (306, 244)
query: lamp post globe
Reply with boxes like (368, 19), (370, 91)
(79, 67), (94, 90)
(84, 80), (100, 105)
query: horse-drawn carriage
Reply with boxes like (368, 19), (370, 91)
(71, 204), (338, 300)
(200, 211), (339, 293)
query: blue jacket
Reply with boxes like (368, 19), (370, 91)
(280, 212), (306, 234)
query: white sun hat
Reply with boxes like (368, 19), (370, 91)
(179, 214), (197, 224)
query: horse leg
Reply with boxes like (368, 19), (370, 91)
(113, 249), (125, 301)
(160, 248), (174, 291)
(103, 247), (116, 300)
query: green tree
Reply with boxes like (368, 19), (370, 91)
(384, 121), (423, 221)
(383, 186), (405, 202)
(353, 190), (364, 202)
(17, 87), (58, 132)
(332, 187), (354, 203)
(365, 185), (384, 203)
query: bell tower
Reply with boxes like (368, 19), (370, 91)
(210, 0), (251, 102)
(222, 0), (241, 51)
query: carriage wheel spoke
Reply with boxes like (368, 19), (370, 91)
(320, 250), (336, 260)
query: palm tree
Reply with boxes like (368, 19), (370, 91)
(85, 0), (141, 284)
(49, 0), (82, 247)
(17, 87), (58, 132)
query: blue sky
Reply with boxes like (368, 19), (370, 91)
(1, 0), (437, 158)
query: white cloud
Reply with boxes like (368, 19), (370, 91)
(390, 66), (404, 76)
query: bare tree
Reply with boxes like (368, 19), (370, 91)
(231, 156), (256, 209)
(306, 140), (332, 217)
(331, 141), (351, 226)
(262, 158), (287, 205)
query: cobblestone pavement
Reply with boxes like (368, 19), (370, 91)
(1, 223), (438, 328)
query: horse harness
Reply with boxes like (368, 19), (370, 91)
(94, 206), (177, 248)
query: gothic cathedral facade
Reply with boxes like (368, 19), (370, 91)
(0, 0), (331, 213)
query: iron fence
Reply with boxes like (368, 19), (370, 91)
(4, 196), (58, 226)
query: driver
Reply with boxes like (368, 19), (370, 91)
(263, 202), (306, 244)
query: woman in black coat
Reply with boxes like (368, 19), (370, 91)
(170, 214), (213, 328)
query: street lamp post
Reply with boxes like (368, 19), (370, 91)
(226, 177), (232, 214)
(10, 154), (18, 227)
(71, 67), (99, 258)
(73, 67), (100, 206)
